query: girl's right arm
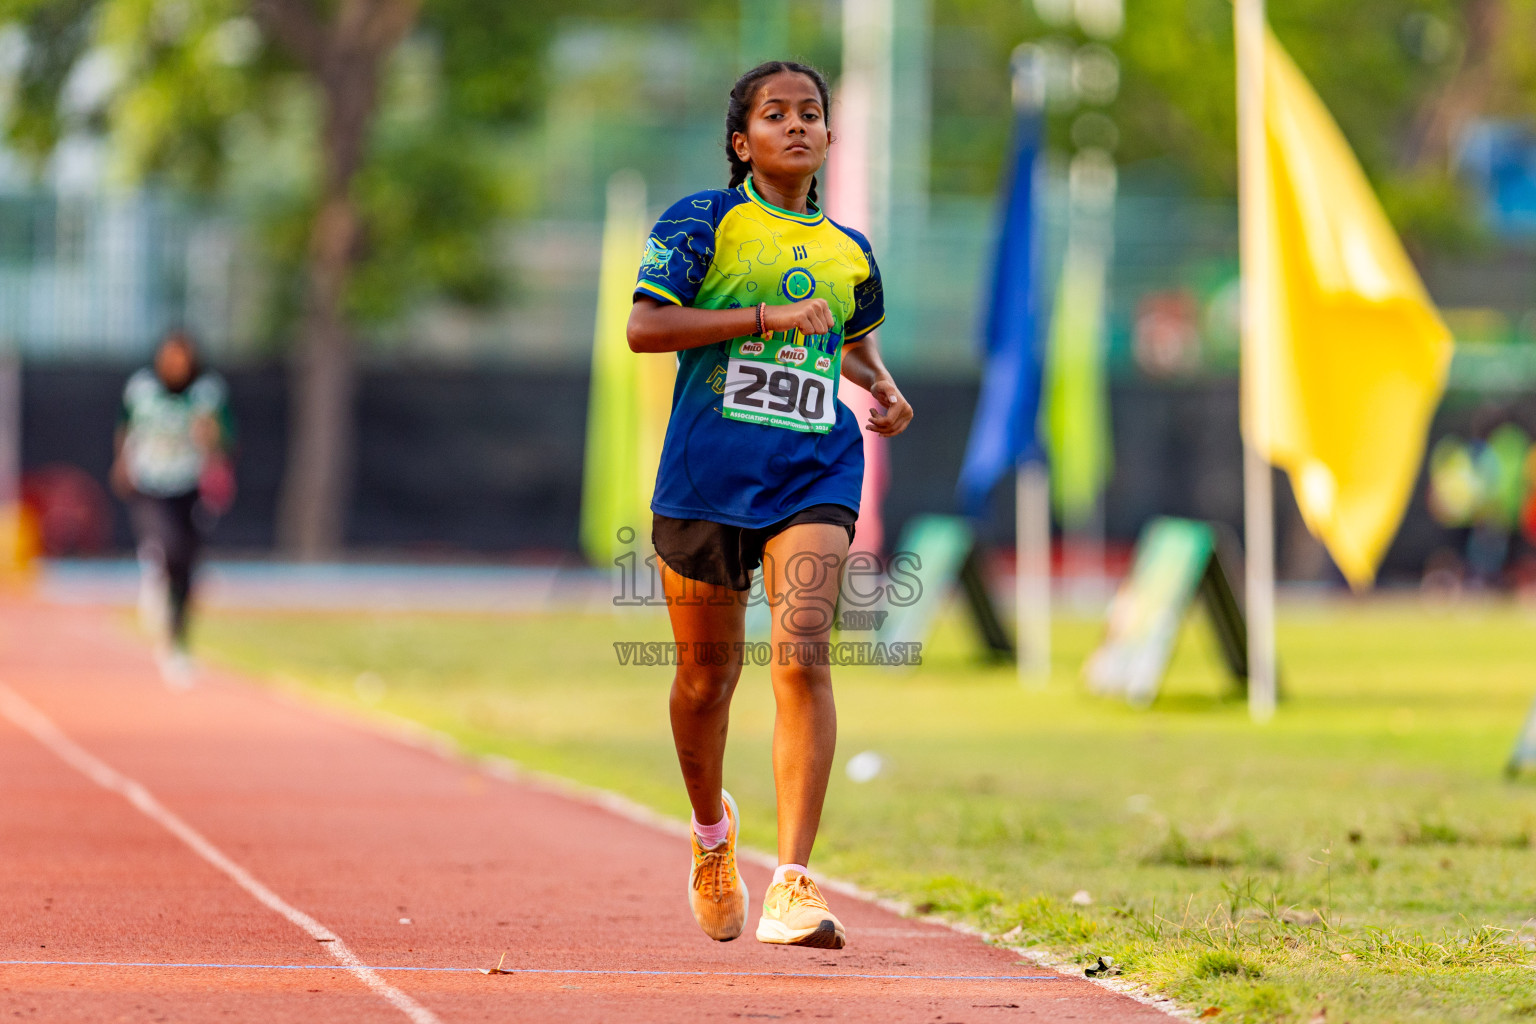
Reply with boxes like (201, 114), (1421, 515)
(627, 297), (838, 354)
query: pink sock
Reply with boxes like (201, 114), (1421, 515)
(692, 804), (730, 849)
(773, 863), (809, 887)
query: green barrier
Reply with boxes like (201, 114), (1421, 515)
(741, 514), (1014, 662)
(1086, 516), (1254, 707)
(1505, 698), (1536, 778)
(875, 515), (1013, 661)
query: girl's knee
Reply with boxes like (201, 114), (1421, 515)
(770, 660), (832, 696)
(672, 664), (741, 710)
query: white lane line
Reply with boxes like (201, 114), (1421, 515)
(0, 684), (444, 1024)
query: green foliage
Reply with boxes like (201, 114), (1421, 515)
(243, 33), (514, 326)
(424, 0), (567, 125)
(349, 129), (506, 316)
(0, 0), (555, 338)
(96, 0), (277, 191)
(0, 0), (98, 160)
(931, 0), (1486, 246)
(1381, 170), (1488, 256)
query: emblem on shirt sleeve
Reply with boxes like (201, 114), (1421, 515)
(640, 238), (673, 272)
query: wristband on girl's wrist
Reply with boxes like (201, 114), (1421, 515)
(754, 302), (767, 338)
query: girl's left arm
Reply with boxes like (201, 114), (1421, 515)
(841, 337), (913, 437)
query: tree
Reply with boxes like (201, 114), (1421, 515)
(0, 0), (554, 558)
(1405, 0), (1536, 170)
(929, 0), (1494, 244)
(244, 0), (420, 557)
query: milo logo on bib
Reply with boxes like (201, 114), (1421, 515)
(721, 328), (842, 434)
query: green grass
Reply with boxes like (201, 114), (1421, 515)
(196, 598), (1536, 1023)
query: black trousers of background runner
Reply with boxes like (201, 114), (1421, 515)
(130, 491), (201, 645)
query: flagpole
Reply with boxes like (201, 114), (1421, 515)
(1012, 45), (1050, 685)
(843, 0), (894, 251)
(1236, 0), (1277, 721)
(1017, 459), (1051, 682)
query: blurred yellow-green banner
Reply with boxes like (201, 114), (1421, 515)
(1245, 32), (1454, 589)
(581, 172), (675, 567)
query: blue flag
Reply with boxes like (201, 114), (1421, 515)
(957, 107), (1046, 517)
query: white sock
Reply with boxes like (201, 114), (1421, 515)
(773, 863), (809, 887)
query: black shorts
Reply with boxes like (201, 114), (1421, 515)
(652, 504), (857, 592)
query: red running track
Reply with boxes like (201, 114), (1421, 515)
(0, 596), (1174, 1022)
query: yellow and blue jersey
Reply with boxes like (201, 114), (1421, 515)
(634, 178), (885, 527)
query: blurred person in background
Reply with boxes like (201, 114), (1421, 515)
(110, 329), (235, 688)
(1426, 406), (1534, 592)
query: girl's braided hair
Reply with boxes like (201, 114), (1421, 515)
(725, 61), (832, 206)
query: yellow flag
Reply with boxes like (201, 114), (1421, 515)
(1246, 33), (1454, 588)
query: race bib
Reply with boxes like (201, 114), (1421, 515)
(721, 330), (842, 433)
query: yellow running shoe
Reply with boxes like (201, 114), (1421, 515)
(755, 870), (846, 949)
(688, 790), (747, 941)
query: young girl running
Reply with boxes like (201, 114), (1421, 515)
(628, 61), (913, 949)
(111, 329), (234, 688)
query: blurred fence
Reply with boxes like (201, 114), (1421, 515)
(0, 191), (261, 359)
(15, 362), (1508, 584)
(7, 182), (1535, 388)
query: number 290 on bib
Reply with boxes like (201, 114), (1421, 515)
(720, 334), (839, 434)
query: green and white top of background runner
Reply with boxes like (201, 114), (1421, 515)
(120, 369), (231, 498)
